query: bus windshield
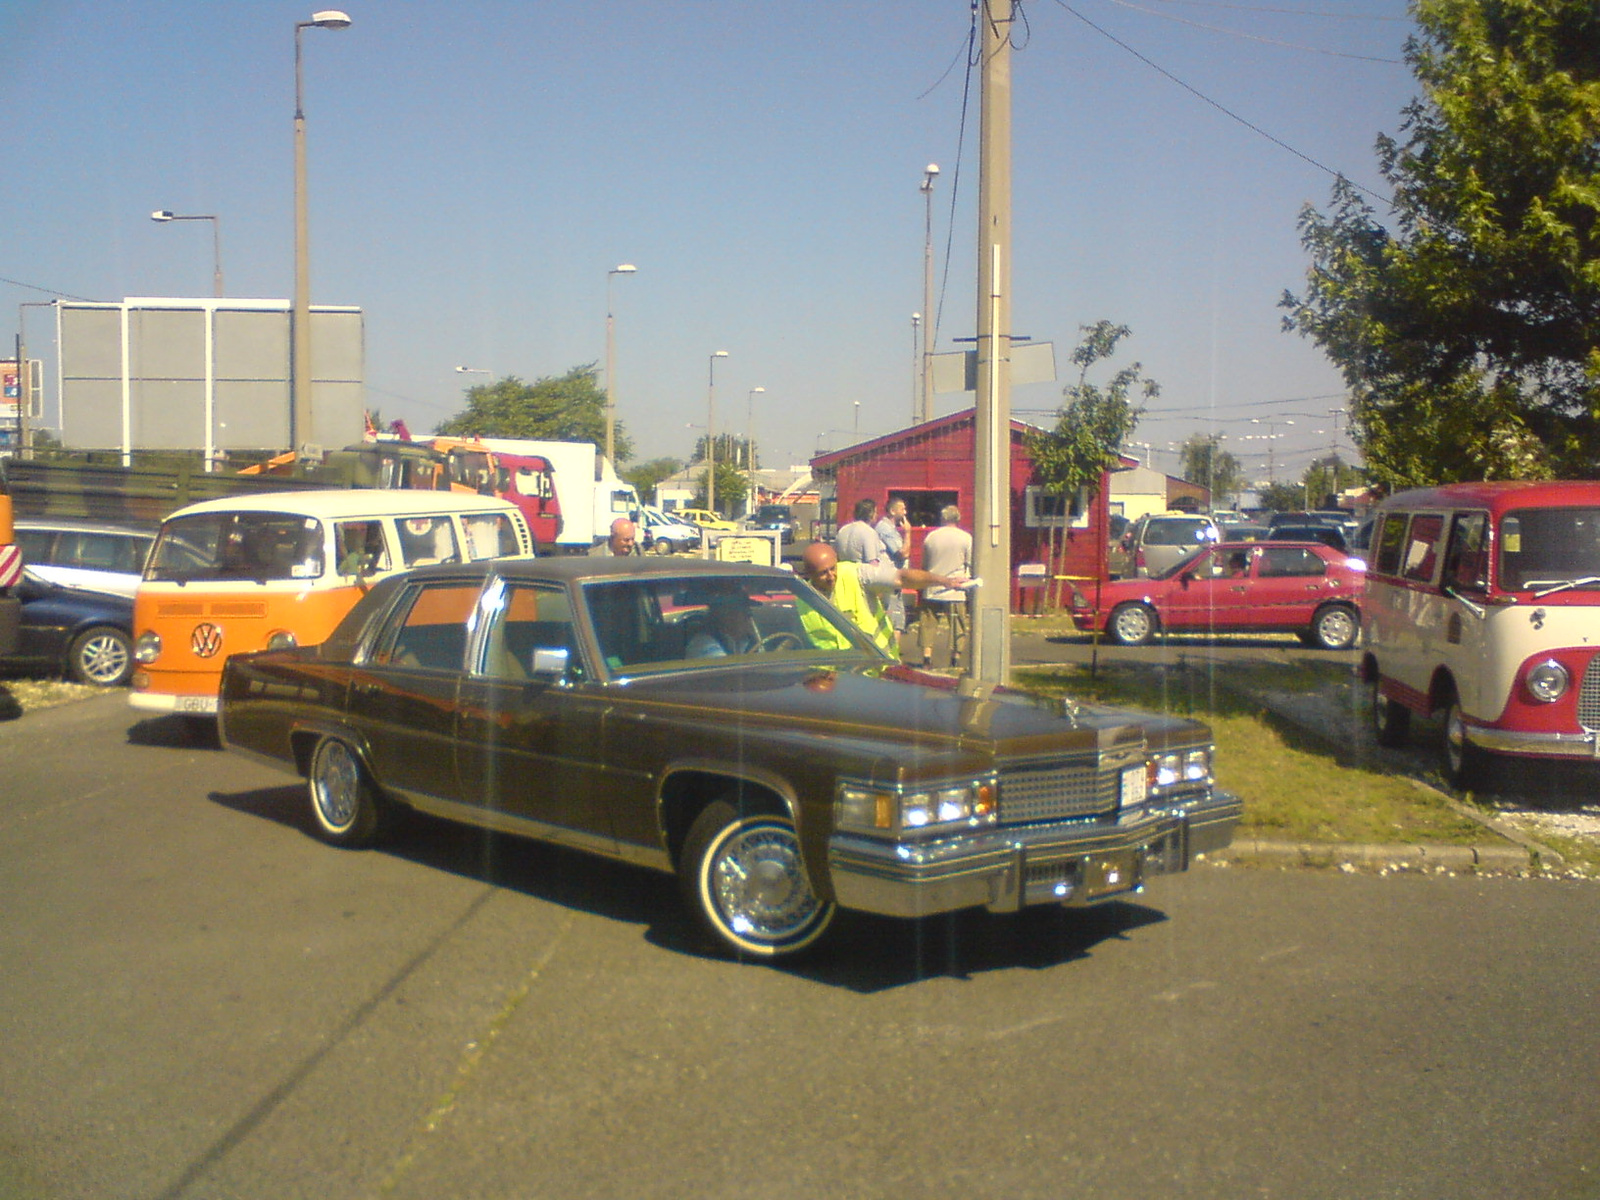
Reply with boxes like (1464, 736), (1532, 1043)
(1498, 507), (1600, 594)
(145, 511), (325, 583)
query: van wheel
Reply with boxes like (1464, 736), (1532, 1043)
(679, 799), (834, 960)
(1310, 604), (1359, 651)
(1441, 698), (1486, 790)
(1107, 603), (1156, 646)
(1369, 676), (1410, 748)
(653, 538), (676, 556)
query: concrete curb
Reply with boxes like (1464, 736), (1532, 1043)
(1202, 839), (1535, 873)
(1185, 665), (1565, 873)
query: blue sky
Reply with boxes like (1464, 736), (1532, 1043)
(2, 0), (1417, 482)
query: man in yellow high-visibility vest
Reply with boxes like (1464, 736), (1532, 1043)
(796, 542), (974, 662)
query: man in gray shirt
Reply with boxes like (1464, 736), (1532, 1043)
(874, 497), (910, 633)
(834, 497), (884, 565)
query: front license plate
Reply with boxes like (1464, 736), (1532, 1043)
(1082, 852), (1138, 900)
(177, 695), (218, 714)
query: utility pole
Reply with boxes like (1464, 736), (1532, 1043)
(920, 163), (939, 424)
(969, 0), (1014, 685)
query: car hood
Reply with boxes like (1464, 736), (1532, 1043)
(611, 661), (1205, 763)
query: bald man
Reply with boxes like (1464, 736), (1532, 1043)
(590, 517), (640, 557)
(795, 541), (968, 660)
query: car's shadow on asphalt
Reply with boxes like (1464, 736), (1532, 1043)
(208, 781), (1171, 992)
(127, 714), (223, 749)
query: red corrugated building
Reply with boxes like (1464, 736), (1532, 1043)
(810, 408), (1130, 611)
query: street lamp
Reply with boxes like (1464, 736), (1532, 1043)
(292, 8), (352, 459)
(919, 162), (939, 424)
(1250, 417), (1294, 482)
(853, 400), (861, 433)
(604, 263), (637, 466)
(151, 210), (223, 297)
(706, 350), (729, 513)
(746, 385), (765, 517)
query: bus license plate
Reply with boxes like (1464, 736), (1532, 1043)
(177, 695), (218, 714)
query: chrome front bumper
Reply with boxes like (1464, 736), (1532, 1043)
(1468, 723), (1600, 759)
(826, 790), (1242, 919)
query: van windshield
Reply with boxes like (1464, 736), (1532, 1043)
(145, 512), (325, 583)
(1498, 507), (1600, 593)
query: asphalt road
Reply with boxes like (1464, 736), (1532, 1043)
(2, 694), (1597, 1200)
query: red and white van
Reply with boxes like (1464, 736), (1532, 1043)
(1362, 480), (1600, 787)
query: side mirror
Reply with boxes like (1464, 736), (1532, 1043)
(531, 646), (570, 677)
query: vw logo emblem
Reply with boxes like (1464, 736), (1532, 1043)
(191, 623), (224, 659)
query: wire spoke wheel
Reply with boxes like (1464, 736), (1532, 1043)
(682, 801), (834, 959)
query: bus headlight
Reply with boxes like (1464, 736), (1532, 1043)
(1525, 660), (1569, 703)
(265, 630), (299, 652)
(134, 631), (162, 664)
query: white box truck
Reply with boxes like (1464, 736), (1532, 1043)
(470, 439), (639, 553)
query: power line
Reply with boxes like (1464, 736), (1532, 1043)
(1140, 0), (1406, 20)
(1050, 0), (1393, 205)
(0, 275), (96, 303)
(1106, 0), (1403, 61)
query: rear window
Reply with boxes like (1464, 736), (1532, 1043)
(1142, 518), (1213, 547)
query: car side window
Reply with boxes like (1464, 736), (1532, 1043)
(1259, 547), (1325, 577)
(379, 582), (482, 670)
(481, 583), (581, 680)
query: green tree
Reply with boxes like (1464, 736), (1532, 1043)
(1300, 453), (1365, 509)
(1281, 0), (1600, 488)
(1257, 480), (1305, 513)
(1178, 434), (1244, 508)
(621, 456), (682, 504)
(694, 461), (747, 514)
(434, 364), (634, 461)
(1025, 321), (1155, 601)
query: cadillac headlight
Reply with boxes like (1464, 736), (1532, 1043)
(1525, 660), (1569, 703)
(1148, 747), (1212, 794)
(837, 779), (997, 837)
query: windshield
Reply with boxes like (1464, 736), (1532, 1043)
(145, 511), (325, 583)
(582, 574), (879, 673)
(1498, 507), (1600, 593)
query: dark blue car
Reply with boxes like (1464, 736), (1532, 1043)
(1, 573), (134, 686)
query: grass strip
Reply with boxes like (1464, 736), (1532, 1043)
(1014, 664), (1508, 848)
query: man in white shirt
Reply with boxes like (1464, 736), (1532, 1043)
(919, 505), (973, 668)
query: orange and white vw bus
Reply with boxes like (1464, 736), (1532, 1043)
(130, 489), (533, 718)
(1362, 480), (1600, 787)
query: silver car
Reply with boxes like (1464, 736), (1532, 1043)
(13, 519), (156, 599)
(1121, 513), (1220, 577)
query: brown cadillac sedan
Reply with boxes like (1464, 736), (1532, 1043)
(219, 557), (1241, 960)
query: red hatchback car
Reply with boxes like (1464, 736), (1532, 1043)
(1069, 541), (1365, 649)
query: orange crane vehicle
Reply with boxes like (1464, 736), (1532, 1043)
(235, 428), (563, 553)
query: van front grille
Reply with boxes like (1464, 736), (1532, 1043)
(1578, 658), (1600, 730)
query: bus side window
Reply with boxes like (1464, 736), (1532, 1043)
(1373, 513), (1409, 576)
(1443, 512), (1488, 590)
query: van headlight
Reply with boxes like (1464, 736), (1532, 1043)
(1148, 747), (1212, 793)
(1525, 660), (1569, 703)
(134, 631), (162, 664)
(265, 630), (299, 652)
(837, 779), (997, 837)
